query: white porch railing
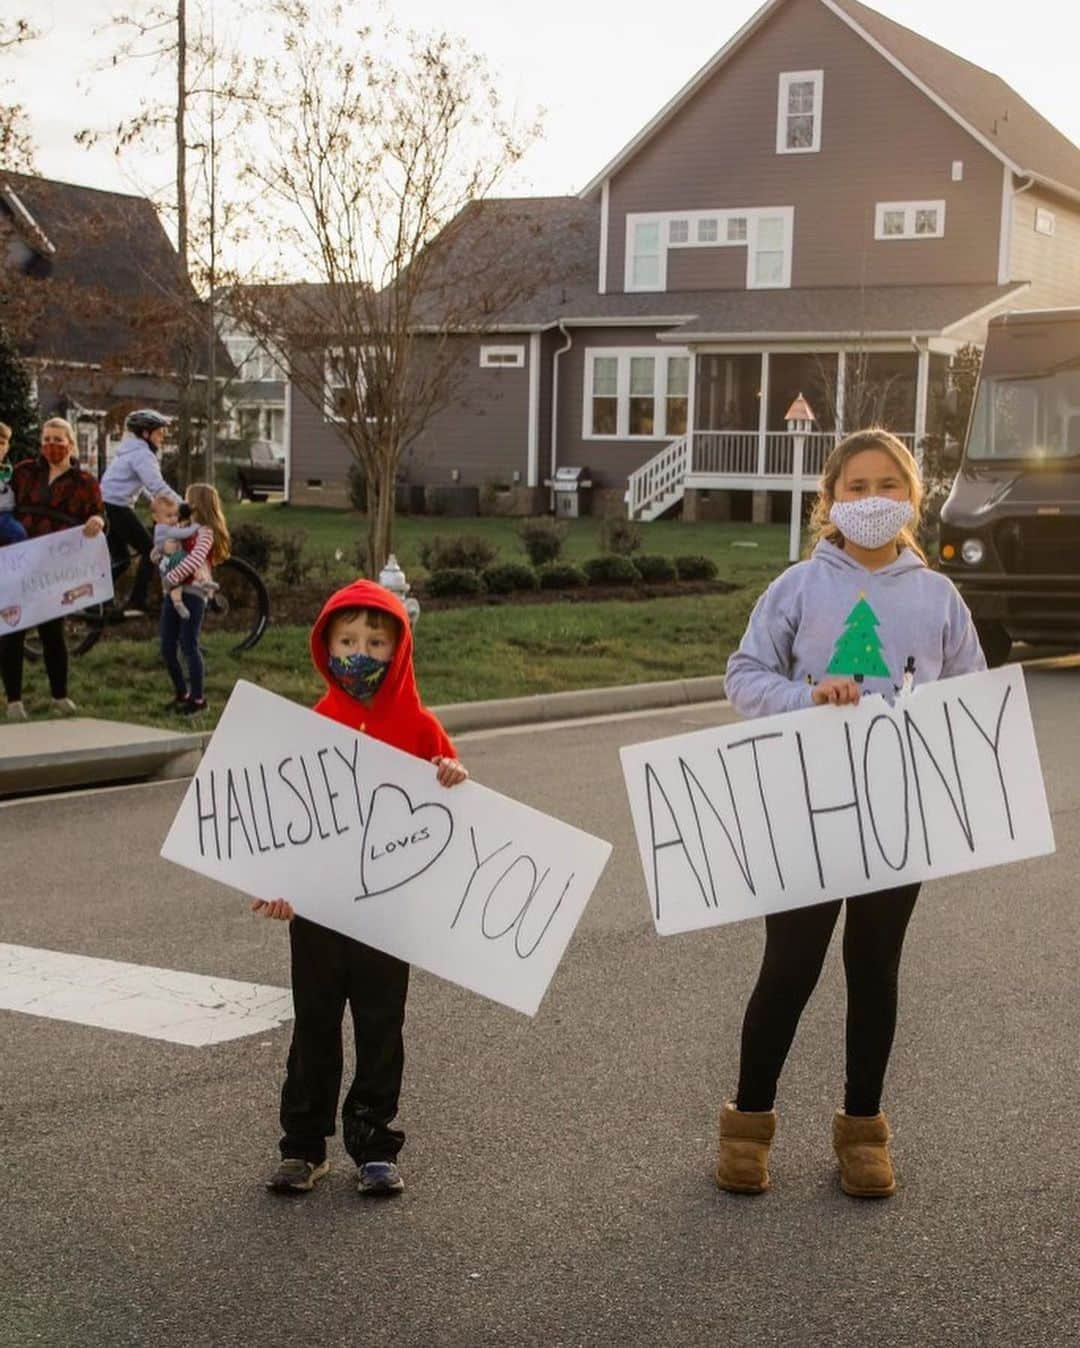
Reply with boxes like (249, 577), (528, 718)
(626, 433), (691, 521)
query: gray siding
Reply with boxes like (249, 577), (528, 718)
(607, 0), (1003, 293)
(1009, 186), (1080, 310)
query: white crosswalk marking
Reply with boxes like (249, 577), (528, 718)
(0, 944), (293, 1046)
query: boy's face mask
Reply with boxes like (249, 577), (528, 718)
(328, 651), (391, 699)
(829, 496), (914, 551)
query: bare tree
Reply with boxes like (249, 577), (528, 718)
(231, 2), (546, 573)
(0, 17), (39, 172)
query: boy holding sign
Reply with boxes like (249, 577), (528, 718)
(716, 430), (984, 1199)
(253, 580), (467, 1197)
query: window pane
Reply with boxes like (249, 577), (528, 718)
(786, 115), (814, 149)
(882, 210), (905, 236)
(666, 397), (688, 436)
(727, 217), (747, 242)
(669, 219), (689, 244)
(757, 217), (784, 250)
(914, 208), (939, 235)
(629, 398), (655, 436)
(593, 356), (617, 397)
(635, 221), (660, 253)
(667, 356), (689, 396)
(630, 357), (655, 396)
(755, 251), (784, 285)
(697, 218), (718, 243)
(788, 80), (815, 114)
(592, 398), (618, 436)
(631, 255), (660, 287)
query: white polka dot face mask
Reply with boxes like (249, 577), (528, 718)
(829, 496), (914, 551)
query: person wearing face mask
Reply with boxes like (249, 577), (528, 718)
(1, 417), (105, 721)
(716, 428), (985, 1201)
(252, 578), (468, 1200)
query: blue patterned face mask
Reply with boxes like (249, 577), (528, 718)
(328, 651), (391, 699)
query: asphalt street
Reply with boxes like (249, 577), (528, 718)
(2, 660), (1078, 1348)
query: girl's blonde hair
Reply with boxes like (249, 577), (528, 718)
(809, 427), (926, 561)
(185, 482), (231, 565)
(41, 417), (77, 448)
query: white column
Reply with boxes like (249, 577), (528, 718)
(283, 378), (293, 504)
(598, 180), (610, 296)
(789, 433), (804, 563)
(757, 351), (770, 477)
(914, 343), (930, 462)
(527, 331), (541, 487)
(835, 349), (847, 437)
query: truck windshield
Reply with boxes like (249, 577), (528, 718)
(968, 366), (1080, 460)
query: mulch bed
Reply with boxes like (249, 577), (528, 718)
(266, 578), (740, 624)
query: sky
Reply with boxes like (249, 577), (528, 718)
(7, 0), (1080, 219)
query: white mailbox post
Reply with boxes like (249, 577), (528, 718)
(785, 393), (816, 564)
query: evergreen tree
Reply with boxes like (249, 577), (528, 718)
(826, 594), (891, 682)
(0, 326), (37, 461)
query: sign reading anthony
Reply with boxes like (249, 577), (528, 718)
(0, 527), (113, 633)
(161, 681), (612, 1016)
(620, 665), (1054, 934)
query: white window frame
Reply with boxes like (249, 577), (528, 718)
(776, 70), (824, 155)
(324, 346), (369, 423)
(582, 347), (694, 442)
(874, 200), (946, 240)
(624, 207), (794, 292)
(480, 344), (525, 368)
(1034, 207), (1056, 237)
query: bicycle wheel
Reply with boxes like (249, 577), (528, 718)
(201, 556), (270, 652)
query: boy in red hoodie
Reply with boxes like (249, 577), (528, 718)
(252, 579), (467, 1197)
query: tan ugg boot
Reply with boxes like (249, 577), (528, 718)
(832, 1110), (897, 1198)
(715, 1100), (777, 1194)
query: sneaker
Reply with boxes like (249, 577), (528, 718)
(356, 1161), (405, 1196)
(123, 607), (150, 619)
(51, 697), (78, 715)
(266, 1157), (330, 1193)
(178, 698), (208, 716)
(168, 694), (191, 713)
(5, 700), (28, 722)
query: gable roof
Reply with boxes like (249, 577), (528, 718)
(580, 0), (1080, 201)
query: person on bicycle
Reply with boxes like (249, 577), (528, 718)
(99, 409), (181, 617)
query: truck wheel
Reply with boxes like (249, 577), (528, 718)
(976, 620), (1011, 668)
(234, 480), (248, 503)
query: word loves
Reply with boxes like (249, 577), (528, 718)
(162, 681), (612, 1016)
(620, 665), (1054, 934)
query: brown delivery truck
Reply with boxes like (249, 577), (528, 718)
(939, 307), (1080, 666)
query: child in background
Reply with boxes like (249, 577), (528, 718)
(717, 428), (985, 1200)
(253, 578), (469, 1198)
(151, 493), (202, 619)
(0, 421), (28, 546)
(158, 482), (229, 715)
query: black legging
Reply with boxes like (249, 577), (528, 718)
(0, 620), (68, 702)
(736, 884), (920, 1117)
(105, 502), (154, 610)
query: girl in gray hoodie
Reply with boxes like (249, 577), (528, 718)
(716, 428), (984, 1200)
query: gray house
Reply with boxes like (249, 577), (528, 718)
(286, 0), (1080, 520)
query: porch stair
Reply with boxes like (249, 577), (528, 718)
(626, 434), (690, 521)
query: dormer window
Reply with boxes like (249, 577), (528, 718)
(777, 71), (823, 154)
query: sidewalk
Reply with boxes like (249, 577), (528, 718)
(0, 673), (728, 799)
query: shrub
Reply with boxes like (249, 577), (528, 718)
(674, 554), (719, 581)
(277, 530), (317, 586)
(228, 521), (275, 573)
(418, 533), (499, 573)
(482, 561), (539, 594)
(426, 567), (486, 598)
(347, 462), (367, 513)
(599, 517), (643, 556)
(633, 553), (677, 582)
(583, 555), (641, 585)
(537, 562), (588, 590)
(517, 517), (567, 566)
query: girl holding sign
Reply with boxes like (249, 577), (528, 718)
(717, 429), (984, 1198)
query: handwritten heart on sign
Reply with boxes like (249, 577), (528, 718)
(357, 783), (454, 900)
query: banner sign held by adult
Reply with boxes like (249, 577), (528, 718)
(0, 527), (113, 633)
(620, 665), (1054, 934)
(161, 681), (612, 1016)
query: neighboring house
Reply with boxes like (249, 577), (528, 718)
(218, 290), (288, 454)
(0, 172), (230, 475)
(287, 0), (1080, 520)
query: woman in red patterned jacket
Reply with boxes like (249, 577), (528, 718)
(1, 417), (105, 721)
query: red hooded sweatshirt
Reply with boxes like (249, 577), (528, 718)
(309, 578), (455, 762)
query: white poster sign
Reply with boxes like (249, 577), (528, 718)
(620, 666), (1054, 934)
(161, 681), (612, 1016)
(0, 527), (113, 633)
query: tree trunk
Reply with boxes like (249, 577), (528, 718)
(175, 0), (193, 489)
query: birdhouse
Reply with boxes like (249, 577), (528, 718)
(785, 393), (816, 434)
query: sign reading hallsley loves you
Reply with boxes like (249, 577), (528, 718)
(0, 528), (113, 633)
(161, 681), (612, 1016)
(620, 666), (1054, 933)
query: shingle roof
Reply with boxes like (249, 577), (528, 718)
(830, 0), (1080, 195)
(0, 172), (225, 376)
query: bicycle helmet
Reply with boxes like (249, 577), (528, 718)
(125, 408), (171, 435)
